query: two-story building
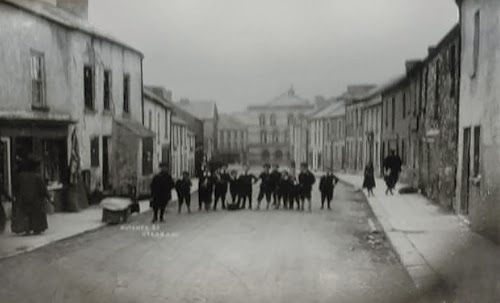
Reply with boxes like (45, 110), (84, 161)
(0, 0), (147, 210)
(454, 0), (500, 243)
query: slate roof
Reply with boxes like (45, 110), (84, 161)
(218, 114), (247, 130)
(171, 115), (187, 126)
(312, 101), (345, 119)
(178, 100), (217, 120)
(2, 0), (143, 57)
(355, 75), (407, 101)
(266, 86), (310, 107)
(143, 88), (172, 109)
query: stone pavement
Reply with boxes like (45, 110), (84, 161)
(0, 178), (198, 260)
(337, 173), (500, 303)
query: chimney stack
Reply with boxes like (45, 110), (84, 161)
(57, 0), (88, 19)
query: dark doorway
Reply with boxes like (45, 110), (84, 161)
(102, 136), (111, 190)
(461, 127), (471, 215)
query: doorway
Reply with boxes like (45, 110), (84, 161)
(460, 127), (471, 215)
(0, 137), (11, 196)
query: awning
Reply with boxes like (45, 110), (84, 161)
(0, 111), (75, 138)
(114, 118), (155, 138)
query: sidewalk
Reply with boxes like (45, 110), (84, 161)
(338, 173), (500, 302)
(0, 178), (198, 260)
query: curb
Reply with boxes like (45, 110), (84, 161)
(0, 187), (199, 260)
(338, 176), (443, 291)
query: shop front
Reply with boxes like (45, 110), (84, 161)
(0, 117), (74, 214)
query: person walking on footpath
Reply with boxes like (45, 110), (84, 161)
(362, 162), (376, 197)
(198, 169), (215, 212)
(256, 164), (273, 210)
(12, 156), (52, 235)
(0, 184), (14, 234)
(150, 161), (175, 223)
(175, 171), (192, 214)
(319, 168), (339, 210)
(298, 162), (316, 212)
(213, 166), (230, 211)
(383, 150), (402, 195)
(270, 164), (281, 207)
(237, 165), (257, 210)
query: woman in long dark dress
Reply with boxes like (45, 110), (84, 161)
(13, 157), (50, 235)
(362, 162), (376, 196)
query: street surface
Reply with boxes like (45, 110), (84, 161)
(0, 182), (434, 303)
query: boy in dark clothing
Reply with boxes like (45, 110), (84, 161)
(279, 170), (293, 210)
(213, 167), (229, 211)
(176, 171), (192, 214)
(198, 170), (214, 212)
(237, 166), (257, 209)
(270, 164), (281, 207)
(228, 170), (240, 204)
(290, 176), (302, 210)
(319, 169), (339, 210)
(298, 162), (316, 212)
(257, 164), (273, 210)
(150, 162), (175, 223)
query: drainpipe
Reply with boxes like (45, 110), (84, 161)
(140, 57), (144, 125)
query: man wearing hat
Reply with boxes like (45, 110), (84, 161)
(319, 168), (339, 210)
(256, 163), (272, 210)
(298, 162), (316, 212)
(269, 164), (281, 208)
(150, 161), (175, 223)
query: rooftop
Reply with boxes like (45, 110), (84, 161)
(249, 86), (312, 109)
(178, 99), (217, 120)
(218, 114), (247, 130)
(2, 0), (143, 57)
(311, 101), (345, 119)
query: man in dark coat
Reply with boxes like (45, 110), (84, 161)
(150, 162), (175, 223)
(256, 164), (273, 210)
(213, 166), (230, 211)
(383, 150), (403, 195)
(278, 170), (293, 210)
(298, 162), (316, 212)
(175, 171), (192, 214)
(269, 164), (281, 207)
(237, 165), (257, 209)
(228, 170), (240, 205)
(198, 170), (215, 211)
(319, 168), (339, 210)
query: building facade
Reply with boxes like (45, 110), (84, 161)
(171, 116), (190, 179)
(455, 0), (500, 242)
(217, 114), (248, 164)
(246, 86), (314, 166)
(0, 0), (146, 208)
(358, 94), (383, 176)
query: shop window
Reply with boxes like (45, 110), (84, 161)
(84, 65), (94, 110)
(90, 137), (99, 167)
(123, 74), (130, 114)
(31, 51), (46, 108)
(103, 70), (111, 110)
(142, 137), (153, 176)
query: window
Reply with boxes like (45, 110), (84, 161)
(385, 100), (388, 127)
(402, 93), (406, 119)
(402, 139), (406, 164)
(142, 137), (153, 176)
(84, 65), (94, 110)
(148, 110), (152, 130)
(270, 113), (277, 126)
(424, 68), (429, 112)
(473, 126), (481, 177)
(391, 97), (395, 130)
(450, 44), (457, 97)
(287, 114), (294, 125)
(259, 114), (266, 126)
(473, 10), (480, 77)
(103, 70), (111, 110)
(157, 112), (160, 141)
(273, 130), (279, 143)
(260, 130), (267, 143)
(123, 74), (130, 114)
(31, 51), (45, 108)
(90, 137), (99, 167)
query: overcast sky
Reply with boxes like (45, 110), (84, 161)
(89, 0), (458, 113)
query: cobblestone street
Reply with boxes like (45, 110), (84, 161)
(0, 183), (428, 303)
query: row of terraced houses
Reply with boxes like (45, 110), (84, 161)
(0, 0), (219, 213)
